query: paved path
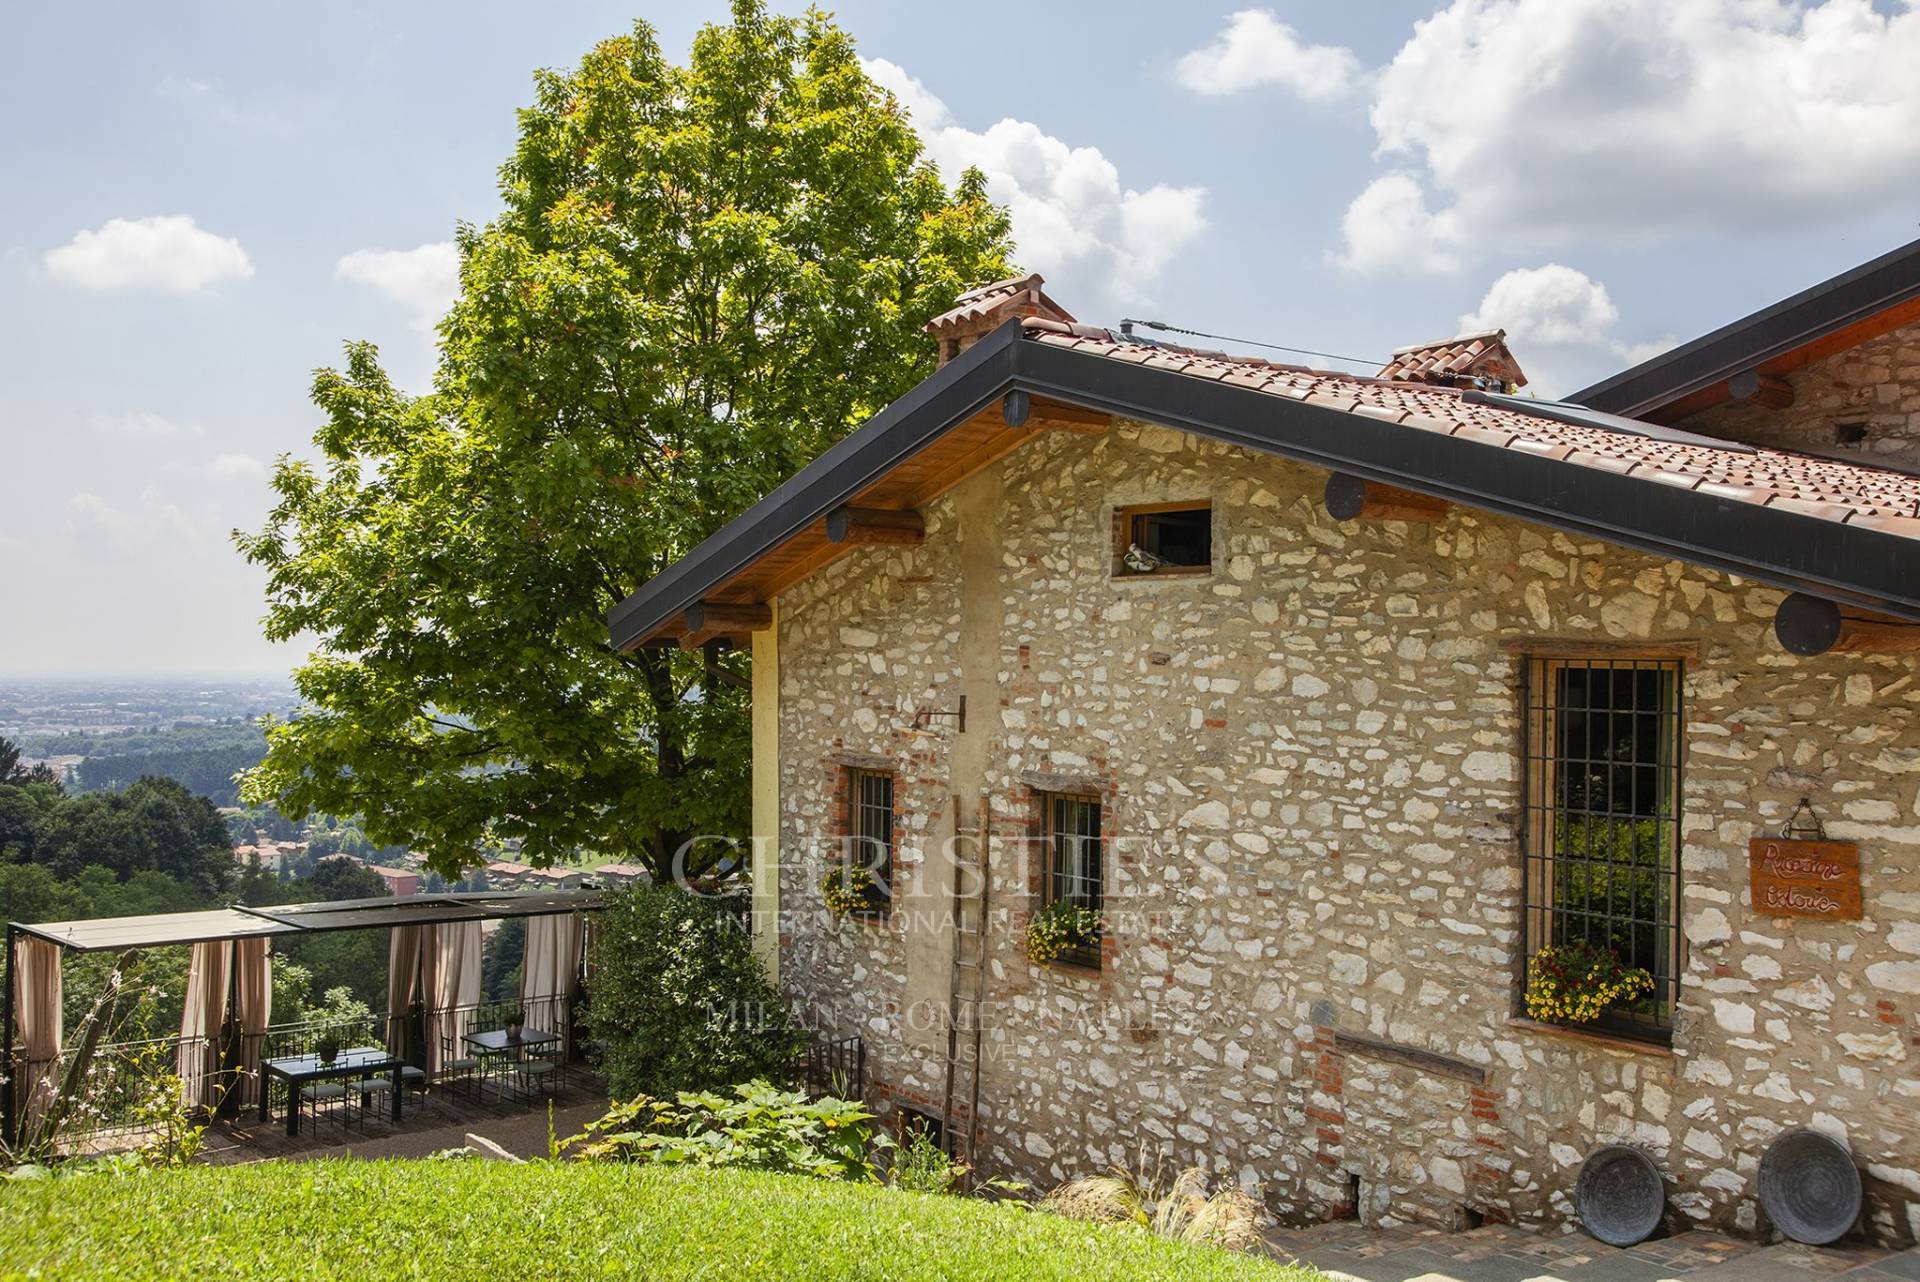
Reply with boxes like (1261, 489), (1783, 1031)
(1267, 1221), (1920, 1282)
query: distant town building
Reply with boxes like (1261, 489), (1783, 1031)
(367, 865), (421, 897)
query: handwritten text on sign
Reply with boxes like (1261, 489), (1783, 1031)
(1747, 838), (1862, 921)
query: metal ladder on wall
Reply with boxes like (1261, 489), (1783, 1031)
(940, 791), (990, 1174)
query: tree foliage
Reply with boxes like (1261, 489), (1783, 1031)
(238, 0), (1014, 878)
(585, 883), (805, 1098)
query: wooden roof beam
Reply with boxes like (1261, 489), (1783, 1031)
(1324, 473), (1448, 523)
(1775, 593), (1920, 656)
(825, 506), (924, 546)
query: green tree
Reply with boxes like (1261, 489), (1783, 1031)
(238, 0), (1012, 879)
(586, 883), (805, 1098)
(34, 777), (233, 898)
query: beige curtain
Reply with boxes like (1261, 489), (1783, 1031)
(176, 941), (230, 1111)
(384, 926), (425, 1061)
(12, 936), (63, 1128)
(520, 913), (584, 1037)
(421, 921), (481, 1075)
(231, 939), (272, 1109)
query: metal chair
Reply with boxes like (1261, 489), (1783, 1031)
(438, 1029), (482, 1103)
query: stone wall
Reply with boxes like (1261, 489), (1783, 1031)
(771, 417), (1920, 1243)
(1685, 320), (1920, 470)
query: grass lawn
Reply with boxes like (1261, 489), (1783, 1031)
(0, 1159), (1320, 1281)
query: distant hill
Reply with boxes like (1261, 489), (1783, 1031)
(31, 721), (269, 808)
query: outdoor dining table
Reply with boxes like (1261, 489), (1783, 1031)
(462, 1026), (559, 1058)
(463, 1027), (560, 1100)
(259, 1045), (404, 1137)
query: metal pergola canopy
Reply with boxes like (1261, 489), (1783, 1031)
(11, 889), (607, 954)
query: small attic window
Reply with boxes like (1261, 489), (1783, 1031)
(1113, 502), (1212, 577)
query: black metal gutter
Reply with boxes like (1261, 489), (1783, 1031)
(607, 322), (1920, 647)
(1014, 339), (1920, 620)
(1569, 237), (1920, 417)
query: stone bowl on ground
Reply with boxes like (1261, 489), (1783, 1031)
(1575, 1144), (1665, 1247)
(1758, 1128), (1861, 1246)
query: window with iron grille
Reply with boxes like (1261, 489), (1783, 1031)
(1041, 792), (1103, 968)
(848, 768), (894, 911)
(1521, 657), (1684, 1042)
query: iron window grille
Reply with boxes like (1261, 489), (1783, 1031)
(848, 768), (894, 911)
(1520, 656), (1684, 1042)
(1041, 792), (1103, 968)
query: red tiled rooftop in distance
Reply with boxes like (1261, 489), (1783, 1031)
(1020, 318), (1920, 539)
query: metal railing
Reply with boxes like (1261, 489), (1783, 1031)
(10, 992), (586, 1153)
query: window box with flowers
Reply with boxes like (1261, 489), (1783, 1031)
(1523, 940), (1656, 1027)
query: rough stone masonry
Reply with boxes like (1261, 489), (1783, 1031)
(770, 415), (1920, 1244)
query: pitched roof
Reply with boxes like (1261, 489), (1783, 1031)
(1570, 236), (1920, 420)
(606, 318), (1920, 649)
(1025, 319), (1920, 536)
(1377, 330), (1529, 389)
(923, 274), (1073, 336)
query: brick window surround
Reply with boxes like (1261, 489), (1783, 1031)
(1034, 790), (1105, 970)
(831, 763), (897, 915)
(1519, 654), (1685, 1044)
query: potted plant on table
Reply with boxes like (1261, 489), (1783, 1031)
(504, 1008), (525, 1041)
(316, 1033), (341, 1066)
(1524, 939), (1655, 1026)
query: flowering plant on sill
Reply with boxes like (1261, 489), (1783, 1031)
(819, 865), (881, 920)
(1524, 940), (1655, 1025)
(1024, 901), (1102, 966)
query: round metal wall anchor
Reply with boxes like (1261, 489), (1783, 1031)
(1575, 1144), (1665, 1247)
(1758, 1129), (1861, 1246)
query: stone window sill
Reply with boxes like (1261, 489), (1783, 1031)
(1109, 569), (1212, 586)
(1045, 959), (1102, 981)
(1506, 1015), (1672, 1057)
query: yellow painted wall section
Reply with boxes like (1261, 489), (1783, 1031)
(750, 606), (780, 984)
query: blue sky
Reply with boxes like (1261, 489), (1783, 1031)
(3, 0), (1918, 675)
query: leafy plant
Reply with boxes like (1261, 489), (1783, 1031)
(819, 864), (879, 920)
(583, 884), (806, 1098)
(1024, 901), (1102, 966)
(234, 0), (1014, 880)
(1523, 939), (1655, 1024)
(315, 1033), (342, 1065)
(890, 1123), (962, 1195)
(1044, 1162), (1263, 1254)
(561, 1081), (887, 1182)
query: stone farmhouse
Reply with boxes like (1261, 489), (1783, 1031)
(608, 242), (1920, 1242)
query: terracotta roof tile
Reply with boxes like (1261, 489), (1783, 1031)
(1379, 330), (1530, 389)
(925, 275), (1074, 336)
(1021, 321), (1920, 540)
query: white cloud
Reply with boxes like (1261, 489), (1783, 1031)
(1460, 264), (1675, 395)
(1341, 0), (1920, 273)
(44, 215), (253, 292)
(1461, 264), (1618, 346)
(864, 58), (1206, 304)
(1335, 172), (1461, 274)
(1174, 10), (1361, 101)
(91, 411), (205, 441)
(166, 452), (266, 480)
(335, 242), (460, 331)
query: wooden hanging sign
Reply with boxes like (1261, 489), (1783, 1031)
(1747, 838), (1862, 920)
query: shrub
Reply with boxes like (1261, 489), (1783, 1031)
(561, 1080), (885, 1181)
(1045, 1164), (1264, 1255)
(585, 884), (806, 1098)
(890, 1123), (963, 1195)
(1024, 900), (1102, 965)
(1523, 940), (1655, 1024)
